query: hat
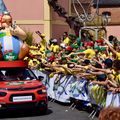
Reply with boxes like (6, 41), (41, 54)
(48, 55), (55, 62)
(71, 44), (79, 49)
(65, 46), (73, 51)
(100, 47), (106, 51)
(94, 46), (106, 52)
(52, 39), (57, 43)
(96, 39), (104, 43)
(45, 50), (51, 54)
(84, 41), (94, 47)
(94, 46), (100, 50)
(70, 59), (78, 63)
(76, 49), (85, 52)
(60, 43), (66, 48)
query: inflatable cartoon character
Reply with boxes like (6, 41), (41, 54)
(0, 11), (29, 61)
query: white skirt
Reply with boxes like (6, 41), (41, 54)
(106, 92), (120, 107)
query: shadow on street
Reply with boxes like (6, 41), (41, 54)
(0, 108), (53, 119)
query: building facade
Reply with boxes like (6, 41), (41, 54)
(3, 0), (120, 42)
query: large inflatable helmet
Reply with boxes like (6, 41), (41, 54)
(0, 0), (8, 26)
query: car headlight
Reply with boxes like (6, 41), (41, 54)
(37, 89), (47, 94)
(42, 89), (47, 93)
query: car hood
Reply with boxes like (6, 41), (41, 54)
(0, 80), (43, 89)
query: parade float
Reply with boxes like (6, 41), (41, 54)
(0, 11), (29, 61)
(0, 10), (48, 112)
(0, 0), (48, 111)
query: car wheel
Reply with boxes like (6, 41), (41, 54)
(36, 105), (48, 115)
(41, 106), (48, 115)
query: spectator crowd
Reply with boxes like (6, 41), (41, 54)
(24, 29), (120, 117)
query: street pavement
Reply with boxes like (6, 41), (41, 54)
(0, 100), (98, 120)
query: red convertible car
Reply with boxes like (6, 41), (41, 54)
(0, 60), (47, 113)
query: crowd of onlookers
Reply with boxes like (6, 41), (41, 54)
(24, 30), (120, 119)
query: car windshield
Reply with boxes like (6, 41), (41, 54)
(0, 68), (37, 81)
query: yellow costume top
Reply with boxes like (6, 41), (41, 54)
(83, 49), (95, 59)
(63, 37), (71, 45)
(116, 52), (120, 60)
(40, 38), (47, 52)
(50, 44), (60, 53)
(110, 70), (120, 86)
(98, 52), (107, 60)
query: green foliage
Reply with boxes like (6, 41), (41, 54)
(24, 30), (34, 46)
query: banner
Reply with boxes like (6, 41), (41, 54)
(32, 70), (108, 107)
(70, 78), (90, 102)
(106, 92), (120, 107)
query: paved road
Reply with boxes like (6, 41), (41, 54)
(0, 101), (98, 120)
